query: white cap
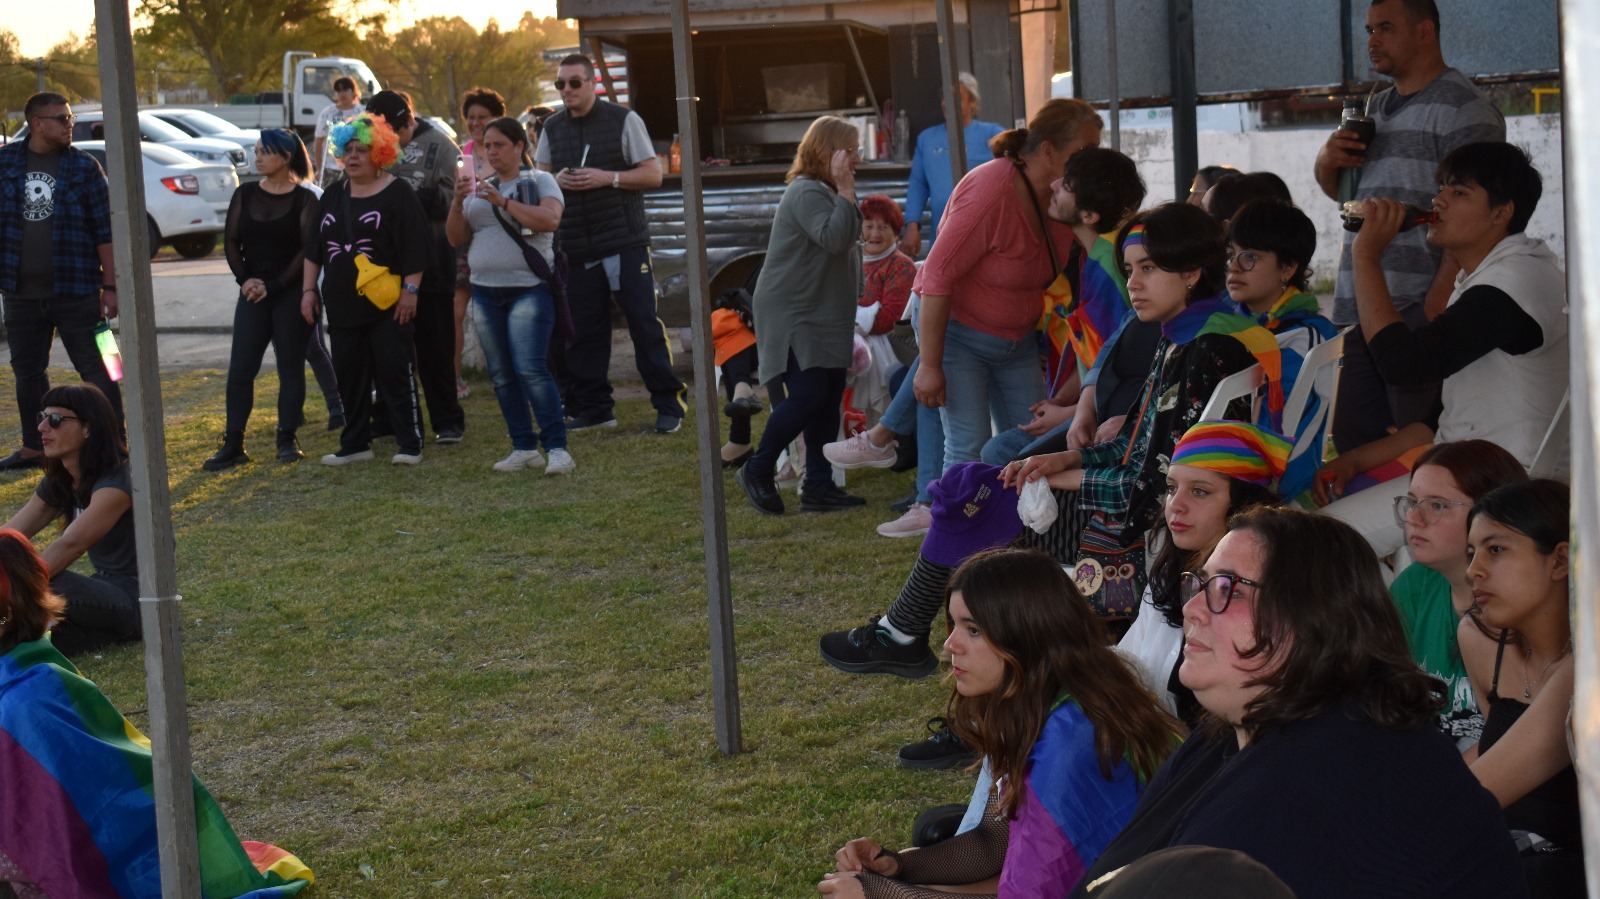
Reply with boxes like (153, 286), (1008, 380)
(958, 72), (980, 103)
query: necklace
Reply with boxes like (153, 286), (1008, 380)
(1522, 637), (1573, 699)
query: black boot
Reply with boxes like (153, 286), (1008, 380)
(276, 428), (305, 462)
(202, 431), (249, 471)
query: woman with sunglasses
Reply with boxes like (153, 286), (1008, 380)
(820, 548), (1181, 899)
(1387, 440), (1527, 747)
(1117, 420), (1286, 723)
(1, 384), (140, 656)
(1458, 479), (1583, 897)
(205, 128), (340, 471)
(1070, 507), (1524, 899)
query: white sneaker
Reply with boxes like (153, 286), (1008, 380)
(321, 449), (375, 466)
(391, 452), (423, 465)
(823, 432), (897, 469)
(544, 448), (576, 475)
(493, 449), (545, 472)
(876, 503), (932, 538)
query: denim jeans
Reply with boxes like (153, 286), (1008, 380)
(473, 283), (567, 452)
(938, 320), (1043, 470)
(883, 360), (946, 503)
(980, 418), (1073, 466)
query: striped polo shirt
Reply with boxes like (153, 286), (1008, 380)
(1332, 68), (1504, 325)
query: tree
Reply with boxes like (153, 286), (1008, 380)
(136, 0), (385, 100)
(367, 14), (575, 124)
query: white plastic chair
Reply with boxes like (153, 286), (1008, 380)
(1528, 388), (1571, 479)
(1279, 326), (1351, 467)
(1201, 363), (1264, 421)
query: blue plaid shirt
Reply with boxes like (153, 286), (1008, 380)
(0, 142), (112, 298)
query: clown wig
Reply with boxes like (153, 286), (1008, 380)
(329, 113), (401, 170)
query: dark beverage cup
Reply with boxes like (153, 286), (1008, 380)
(1342, 113), (1376, 158)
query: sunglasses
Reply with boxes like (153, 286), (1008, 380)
(553, 78), (589, 91)
(37, 114), (77, 126)
(37, 411), (81, 429)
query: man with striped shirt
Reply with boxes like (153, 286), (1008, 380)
(1314, 0), (1503, 452)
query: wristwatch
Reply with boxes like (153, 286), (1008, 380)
(612, 172), (620, 189)
(402, 283), (420, 295)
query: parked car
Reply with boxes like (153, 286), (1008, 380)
(420, 116), (457, 142)
(148, 107), (262, 179)
(12, 110), (249, 182)
(74, 140), (238, 259)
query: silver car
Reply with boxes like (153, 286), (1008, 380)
(75, 141), (238, 259)
(148, 108), (263, 180)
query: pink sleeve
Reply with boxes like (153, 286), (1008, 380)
(916, 164), (1005, 297)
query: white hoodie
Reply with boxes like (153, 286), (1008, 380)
(1436, 233), (1567, 469)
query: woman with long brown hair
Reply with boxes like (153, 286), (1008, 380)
(733, 115), (864, 515)
(820, 548), (1181, 899)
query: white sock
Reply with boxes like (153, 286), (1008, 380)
(878, 617), (917, 645)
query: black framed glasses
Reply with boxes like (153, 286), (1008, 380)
(553, 77), (589, 91)
(1225, 250), (1263, 272)
(1393, 495), (1470, 528)
(1181, 571), (1262, 614)
(36, 113), (77, 126)
(37, 411), (80, 429)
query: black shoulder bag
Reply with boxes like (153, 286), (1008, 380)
(487, 177), (574, 340)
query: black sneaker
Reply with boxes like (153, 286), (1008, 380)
(734, 464), (784, 515)
(435, 427), (464, 445)
(819, 616), (937, 678)
(910, 803), (970, 847)
(890, 438), (918, 472)
(654, 413), (683, 434)
(723, 396), (763, 417)
(568, 411), (619, 431)
(0, 449), (43, 471)
(899, 718), (977, 770)
(799, 482), (867, 513)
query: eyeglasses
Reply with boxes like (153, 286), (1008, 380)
(36, 114), (77, 126)
(37, 411), (80, 429)
(1225, 250), (1263, 272)
(1181, 571), (1263, 615)
(553, 78), (589, 91)
(1393, 495), (1470, 527)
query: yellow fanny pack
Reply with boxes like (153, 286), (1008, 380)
(353, 254), (402, 310)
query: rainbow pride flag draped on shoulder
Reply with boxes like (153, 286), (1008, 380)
(0, 638), (313, 898)
(1040, 236), (1132, 393)
(1162, 295), (1286, 420)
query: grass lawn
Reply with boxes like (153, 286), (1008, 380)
(0, 366), (971, 897)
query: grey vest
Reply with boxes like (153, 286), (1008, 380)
(543, 101), (650, 262)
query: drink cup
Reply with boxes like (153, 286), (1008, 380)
(1341, 112), (1375, 158)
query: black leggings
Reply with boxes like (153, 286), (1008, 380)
(50, 570), (141, 656)
(744, 351), (844, 490)
(721, 345), (758, 445)
(224, 286), (312, 433)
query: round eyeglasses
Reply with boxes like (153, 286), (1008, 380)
(1225, 250), (1263, 272)
(1181, 571), (1262, 615)
(1393, 495), (1469, 528)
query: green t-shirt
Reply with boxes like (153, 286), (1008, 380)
(1389, 564), (1476, 714)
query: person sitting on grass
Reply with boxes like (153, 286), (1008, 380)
(0, 529), (315, 897)
(713, 287), (762, 468)
(1389, 440), (1528, 748)
(818, 547), (1181, 899)
(2, 384), (140, 656)
(1458, 479), (1584, 898)
(1316, 141), (1567, 558)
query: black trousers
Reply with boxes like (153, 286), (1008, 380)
(3, 292), (124, 451)
(224, 285), (312, 433)
(330, 315), (423, 454)
(562, 245), (686, 420)
(372, 289), (463, 436)
(1331, 304), (1441, 453)
(744, 351), (845, 491)
(49, 570), (141, 657)
(721, 344), (758, 445)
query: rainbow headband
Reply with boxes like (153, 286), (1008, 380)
(329, 114), (400, 170)
(1122, 223), (1147, 247)
(1171, 420), (1291, 489)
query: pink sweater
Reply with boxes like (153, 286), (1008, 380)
(914, 158), (1074, 341)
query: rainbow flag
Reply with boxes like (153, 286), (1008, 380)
(1040, 236), (1132, 391)
(0, 638), (313, 898)
(1163, 295), (1286, 417)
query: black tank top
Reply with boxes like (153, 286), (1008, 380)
(1479, 629), (1580, 845)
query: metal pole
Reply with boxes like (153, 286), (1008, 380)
(34, 58), (47, 92)
(934, 0), (967, 185)
(669, 0), (742, 756)
(1556, 3), (1600, 894)
(1105, 0), (1120, 151)
(93, 0), (200, 895)
(1167, 0), (1198, 202)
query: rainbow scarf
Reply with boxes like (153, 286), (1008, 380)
(1161, 294), (1285, 415)
(1237, 287), (1328, 336)
(1172, 420), (1293, 489)
(0, 638), (313, 898)
(1040, 235), (1131, 391)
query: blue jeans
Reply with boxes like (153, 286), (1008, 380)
(981, 418), (1074, 465)
(883, 360), (946, 503)
(939, 321), (1042, 470)
(473, 284), (567, 452)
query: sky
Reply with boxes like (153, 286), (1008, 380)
(10, 0), (562, 57)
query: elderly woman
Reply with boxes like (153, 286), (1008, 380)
(733, 115), (863, 516)
(302, 113), (430, 466)
(2, 384), (140, 656)
(1071, 507), (1527, 899)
